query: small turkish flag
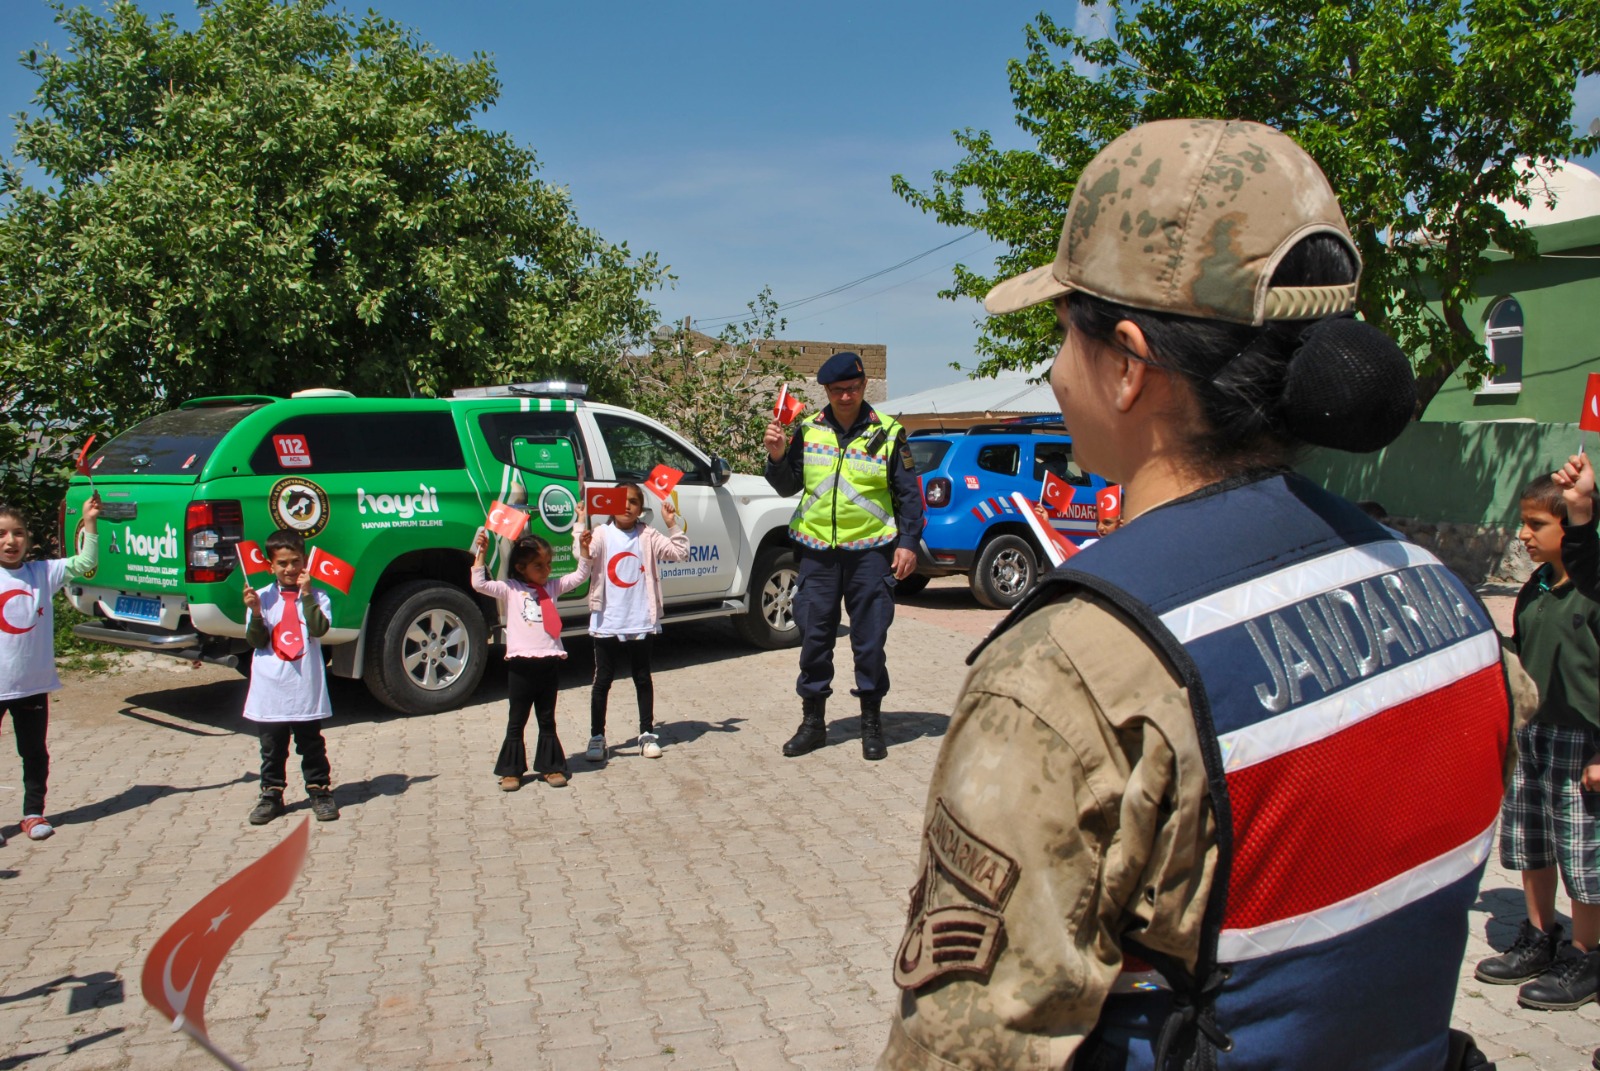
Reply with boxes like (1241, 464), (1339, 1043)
(75, 434), (96, 475)
(141, 818), (310, 1037)
(774, 384), (805, 426)
(306, 546), (355, 594)
(485, 500), (528, 541)
(1012, 493), (1080, 569)
(586, 485), (631, 516)
(1581, 374), (1600, 433)
(645, 464), (683, 501)
(1097, 484), (1123, 520)
(1040, 470), (1074, 513)
(235, 541), (271, 576)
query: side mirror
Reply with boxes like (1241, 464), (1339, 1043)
(710, 457), (732, 487)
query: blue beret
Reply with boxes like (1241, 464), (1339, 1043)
(817, 351), (867, 385)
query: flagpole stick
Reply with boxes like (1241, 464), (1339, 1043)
(172, 1015), (251, 1071)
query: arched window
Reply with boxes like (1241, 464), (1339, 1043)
(1481, 297), (1523, 394)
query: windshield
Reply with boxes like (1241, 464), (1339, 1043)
(907, 439), (952, 472)
(90, 404), (264, 476)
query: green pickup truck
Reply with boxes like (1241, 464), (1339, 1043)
(62, 384), (801, 714)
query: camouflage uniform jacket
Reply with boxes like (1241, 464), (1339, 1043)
(880, 590), (1536, 1069)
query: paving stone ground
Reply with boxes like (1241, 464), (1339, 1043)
(0, 579), (1594, 1069)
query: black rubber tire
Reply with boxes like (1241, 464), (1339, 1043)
(362, 580), (488, 714)
(893, 573), (930, 597)
(970, 533), (1038, 610)
(734, 546), (803, 649)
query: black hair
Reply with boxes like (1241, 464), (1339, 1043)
(509, 534), (553, 577)
(1520, 475), (1568, 521)
(0, 503), (27, 529)
(622, 484), (646, 508)
(1067, 234), (1413, 475)
(264, 528), (306, 558)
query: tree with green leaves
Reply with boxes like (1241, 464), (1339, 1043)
(628, 288), (797, 474)
(896, 0), (1600, 412)
(0, 0), (661, 423)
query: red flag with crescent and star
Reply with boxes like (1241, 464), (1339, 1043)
(774, 384), (805, 426)
(141, 818), (311, 1037)
(484, 500), (528, 541)
(1097, 484), (1123, 520)
(234, 541), (271, 577)
(1581, 373), (1600, 434)
(306, 546), (354, 595)
(1039, 470), (1074, 514)
(585, 485), (630, 516)
(645, 464), (682, 502)
(1011, 493), (1080, 569)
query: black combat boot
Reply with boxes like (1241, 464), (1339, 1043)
(782, 696), (827, 757)
(860, 696), (887, 761)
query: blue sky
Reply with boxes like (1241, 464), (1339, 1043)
(4, 1), (1598, 398)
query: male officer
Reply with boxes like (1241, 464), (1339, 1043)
(764, 351), (922, 760)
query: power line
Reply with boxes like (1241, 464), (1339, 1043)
(782, 239), (1003, 325)
(690, 229), (982, 329)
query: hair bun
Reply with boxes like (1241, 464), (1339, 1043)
(1280, 315), (1415, 453)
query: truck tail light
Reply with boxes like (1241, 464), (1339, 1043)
(925, 477), (951, 508)
(186, 500), (244, 583)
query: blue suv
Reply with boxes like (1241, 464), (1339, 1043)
(904, 419), (1108, 608)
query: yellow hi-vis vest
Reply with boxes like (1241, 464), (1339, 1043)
(788, 409), (903, 551)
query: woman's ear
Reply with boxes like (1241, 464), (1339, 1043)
(1111, 320), (1152, 413)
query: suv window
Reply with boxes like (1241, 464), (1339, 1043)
(250, 411), (464, 474)
(477, 411), (588, 477)
(594, 414), (707, 483)
(907, 439), (952, 471)
(92, 403), (264, 476)
(975, 443), (1019, 477)
(1034, 442), (1089, 485)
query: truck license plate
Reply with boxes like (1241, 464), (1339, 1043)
(113, 595), (162, 622)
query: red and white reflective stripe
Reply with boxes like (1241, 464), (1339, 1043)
(1160, 542), (1439, 644)
(1219, 822), (1495, 962)
(1218, 630), (1499, 772)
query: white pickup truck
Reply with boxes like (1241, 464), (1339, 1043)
(62, 382), (801, 714)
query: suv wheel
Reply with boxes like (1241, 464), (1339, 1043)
(364, 580), (488, 714)
(734, 546), (802, 649)
(971, 534), (1038, 610)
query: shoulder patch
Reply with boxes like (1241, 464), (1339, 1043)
(898, 444), (916, 472)
(927, 798), (1019, 908)
(894, 902), (1004, 991)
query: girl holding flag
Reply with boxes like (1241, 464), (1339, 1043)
(580, 484), (689, 762)
(471, 529), (591, 789)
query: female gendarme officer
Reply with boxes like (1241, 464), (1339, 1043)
(880, 119), (1528, 1071)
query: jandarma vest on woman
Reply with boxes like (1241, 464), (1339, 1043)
(975, 472), (1512, 1071)
(788, 409), (903, 551)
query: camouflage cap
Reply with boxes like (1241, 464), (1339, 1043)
(984, 119), (1360, 325)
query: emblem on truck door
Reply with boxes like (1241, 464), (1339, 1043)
(268, 478), (331, 537)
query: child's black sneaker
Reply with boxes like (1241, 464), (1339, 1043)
(1476, 920), (1563, 984)
(307, 786), (340, 822)
(1519, 944), (1600, 1010)
(248, 789), (285, 825)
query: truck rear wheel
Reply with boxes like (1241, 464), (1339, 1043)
(971, 534), (1038, 610)
(363, 580), (488, 714)
(734, 546), (802, 649)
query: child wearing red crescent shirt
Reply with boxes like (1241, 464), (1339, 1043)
(0, 495), (99, 845)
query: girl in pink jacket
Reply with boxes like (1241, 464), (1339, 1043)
(471, 532), (591, 790)
(582, 484), (688, 762)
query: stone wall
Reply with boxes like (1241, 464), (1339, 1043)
(1384, 517), (1528, 587)
(757, 340), (889, 405)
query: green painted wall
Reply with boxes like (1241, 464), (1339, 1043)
(1298, 420), (1587, 527)
(1423, 217), (1600, 423)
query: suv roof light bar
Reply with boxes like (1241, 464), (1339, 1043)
(452, 381), (589, 400)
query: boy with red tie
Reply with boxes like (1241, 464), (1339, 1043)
(242, 529), (338, 824)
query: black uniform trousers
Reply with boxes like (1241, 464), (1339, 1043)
(591, 635), (656, 736)
(793, 545), (896, 700)
(1, 693), (50, 815)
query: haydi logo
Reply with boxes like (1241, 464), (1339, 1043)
(357, 485), (440, 519)
(124, 524), (179, 563)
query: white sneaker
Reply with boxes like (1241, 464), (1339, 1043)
(585, 735), (607, 762)
(639, 732), (662, 759)
(21, 815), (53, 841)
